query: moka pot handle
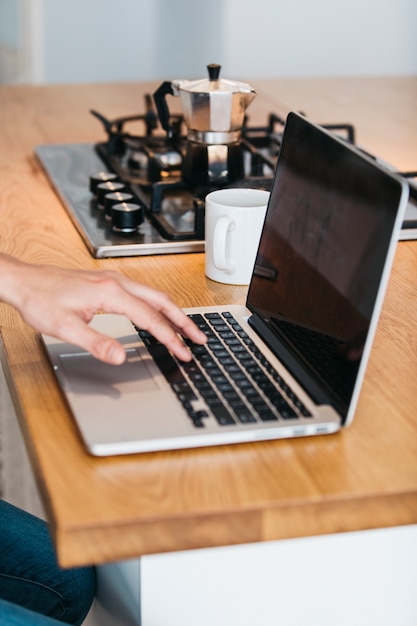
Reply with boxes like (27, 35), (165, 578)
(153, 81), (175, 138)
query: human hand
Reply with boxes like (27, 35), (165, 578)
(0, 255), (206, 365)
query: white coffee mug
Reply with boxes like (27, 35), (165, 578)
(205, 188), (270, 285)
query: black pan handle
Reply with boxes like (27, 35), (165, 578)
(153, 81), (175, 138)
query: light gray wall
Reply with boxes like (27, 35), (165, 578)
(40, 0), (156, 83)
(0, 0), (20, 83)
(1, 0), (417, 84)
(222, 0), (417, 78)
(152, 0), (225, 79)
(38, 0), (226, 83)
(0, 0), (19, 48)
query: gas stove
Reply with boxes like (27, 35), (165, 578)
(35, 97), (417, 258)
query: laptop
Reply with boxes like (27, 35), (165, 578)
(41, 112), (409, 456)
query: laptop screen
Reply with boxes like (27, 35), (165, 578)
(247, 112), (405, 417)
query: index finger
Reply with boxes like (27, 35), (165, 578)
(108, 277), (207, 344)
(129, 301), (204, 362)
(94, 279), (206, 360)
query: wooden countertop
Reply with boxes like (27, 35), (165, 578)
(1, 77), (417, 567)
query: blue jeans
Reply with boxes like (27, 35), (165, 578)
(0, 500), (96, 625)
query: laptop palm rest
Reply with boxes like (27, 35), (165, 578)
(58, 349), (158, 398)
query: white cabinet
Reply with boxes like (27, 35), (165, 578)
(88, 526), (417, 626)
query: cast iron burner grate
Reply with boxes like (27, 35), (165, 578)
(91, 105), (355, 242)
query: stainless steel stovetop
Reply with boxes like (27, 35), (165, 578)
(36, 143), (206, 258)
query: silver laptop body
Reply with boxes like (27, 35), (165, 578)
(42, 112), (409, 456)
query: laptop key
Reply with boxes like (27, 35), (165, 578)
(257, 408), (278, 421)
(235, 408), (257, 424)
(210, 404), (236, 426)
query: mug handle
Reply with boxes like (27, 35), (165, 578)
(213, 216), (235, 273)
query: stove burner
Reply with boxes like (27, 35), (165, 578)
(90, 103), (356, 243)
(34, 95), (416, 259)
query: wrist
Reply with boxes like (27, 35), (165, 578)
(0, 253), (31, 308)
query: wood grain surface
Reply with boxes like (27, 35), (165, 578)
(1, 77), (417, 567)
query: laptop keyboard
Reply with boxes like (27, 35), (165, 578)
(137, 312), (311, 429)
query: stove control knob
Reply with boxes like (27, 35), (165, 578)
(89, 171), (118, 194)
(111, 202), (144, 233)
(96, 181), (125, 208)
(104, 191), (134, 220)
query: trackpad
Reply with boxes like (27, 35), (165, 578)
(58, 348), (158, 399)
